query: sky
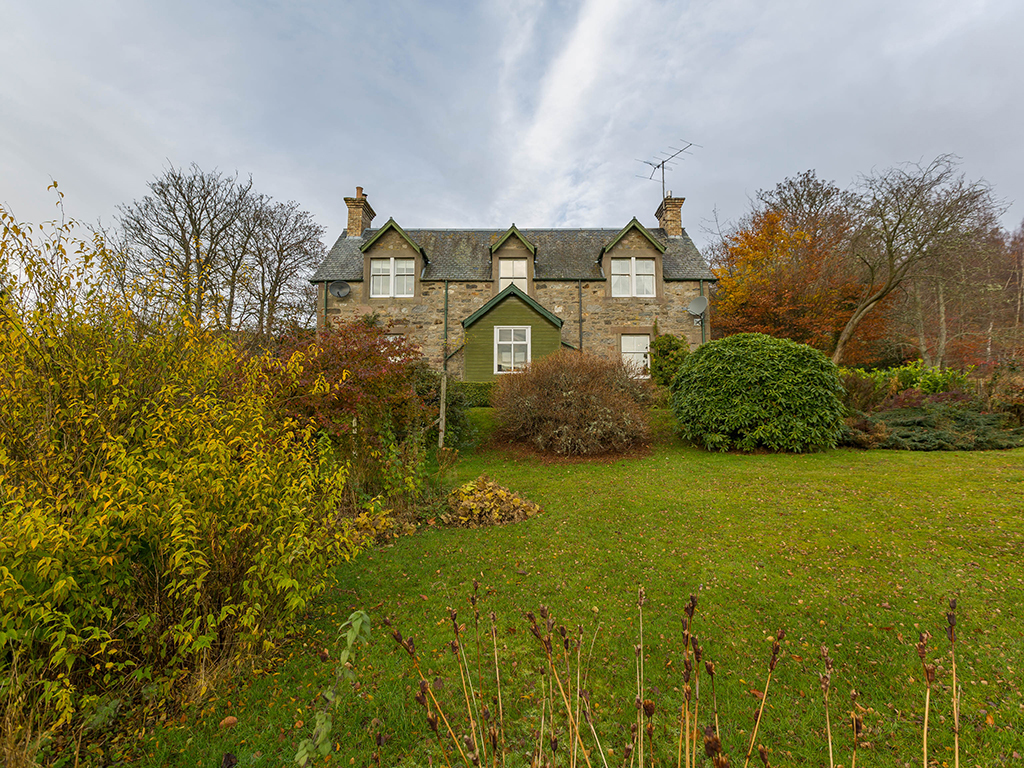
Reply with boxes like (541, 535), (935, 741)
(2, 0), (1023, 254)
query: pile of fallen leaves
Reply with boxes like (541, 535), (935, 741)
(442, 475), (542, 528)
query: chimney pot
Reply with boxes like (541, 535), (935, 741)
(344, 186), (376, 236)
(655, 195), (685, 237)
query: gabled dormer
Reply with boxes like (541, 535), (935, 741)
(601, 218), (666, 257)
(361, 218), (427, 300)
(600, 218), (666, 300)
(490, 224), (536, 295)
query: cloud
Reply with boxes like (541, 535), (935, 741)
(2, 0), (1022, 251)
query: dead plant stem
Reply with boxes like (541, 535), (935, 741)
(743, 668), (775, 768)
(490, 619), (506, 768)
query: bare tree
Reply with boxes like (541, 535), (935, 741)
(831, 155), (999, 365)
(114, 164), (323, 336)
(897, 221), (1005, 368)
(244, 198), (325, 335)
(116, 164), (253, 327)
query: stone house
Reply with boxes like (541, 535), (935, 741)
(310, 187), (715, 382)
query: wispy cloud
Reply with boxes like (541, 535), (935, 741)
(1, 0), (1022, 247)
(491, 0), (640, 226)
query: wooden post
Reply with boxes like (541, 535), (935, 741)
(438, 373), (447, 449)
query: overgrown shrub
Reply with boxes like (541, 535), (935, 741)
(270, 324), (434, 509)
(0, 208), (376, 745)
(839, 410), (889, 448)
(980, 365), (1024, 426)
(649, 332), (689, 387)
(442, 475), (542, 528)
(877, 387), (977, 411)
(670, 333), (845, 452)
(839, 369), (890, 413)
(412, 364), (471, 447)
(491, 349), (652, 455)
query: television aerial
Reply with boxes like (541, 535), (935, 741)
(636, 140), (701, 200)
(328, 281), (351, 298)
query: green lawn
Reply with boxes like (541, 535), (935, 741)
(141, 420), (1024, 767)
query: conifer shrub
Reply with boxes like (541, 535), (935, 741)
(491, 349), (652, 456)
(670, 333), (845, 452)
(869, 404), (1024, 450)
(649, 332), (689, 387)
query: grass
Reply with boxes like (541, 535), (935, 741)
(137, 410), (1024, 767)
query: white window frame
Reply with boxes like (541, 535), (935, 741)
(494, 326), (531, 374)
(610, 257), (656, 297)
(370, 257), (415, 298)
(621, 334), (651, 377)
(498, 258), (528, 292)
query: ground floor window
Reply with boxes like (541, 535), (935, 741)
(621, 333), (650, 376)
(495, 326), (531, 373)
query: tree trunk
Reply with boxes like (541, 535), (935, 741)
(935, 282), (947, 369)
(911, 281), (933, 367)
(831, 296), (880, 365)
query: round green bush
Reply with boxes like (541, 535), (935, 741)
(670, 333), (844, 452)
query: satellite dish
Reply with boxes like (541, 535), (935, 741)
(328, 281), (351, 298)
(686, 296), (708, 316)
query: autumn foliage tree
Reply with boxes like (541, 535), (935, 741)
(711, 172), (891, 365)
(711, 160), (1001, 367)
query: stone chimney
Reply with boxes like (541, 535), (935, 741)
(344, 186), (376, 237)
(655, 192), (685, 237)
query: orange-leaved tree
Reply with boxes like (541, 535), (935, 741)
(711, 171), (891, 365)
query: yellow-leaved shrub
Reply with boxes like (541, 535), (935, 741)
(0, 198), (380, 741)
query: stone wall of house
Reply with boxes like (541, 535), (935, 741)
(322, 276), (710, 375)
(534, 280), (708, 358)
(319, 225), (711, 377)
(323, 280), (495, 379)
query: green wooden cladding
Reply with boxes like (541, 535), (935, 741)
(463, 295), (563, 382)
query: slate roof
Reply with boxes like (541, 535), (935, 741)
(310, 225), (714, 283)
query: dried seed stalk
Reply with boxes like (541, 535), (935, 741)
(916, 631), (934, 768)
(947, 598), (959, 768)
(820, 646), (834, 768)
(744, 629), (784, 768)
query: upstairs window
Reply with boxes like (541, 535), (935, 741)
(499, 258), (528, 292)
(610, 257), (655, 297)
(494, 326), (531, 373)
(370, 257), (415, 298)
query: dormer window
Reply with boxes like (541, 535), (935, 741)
(611, 257), (655, 297)
(499, 258), (528, 292)
(370, 257), (415, 298)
